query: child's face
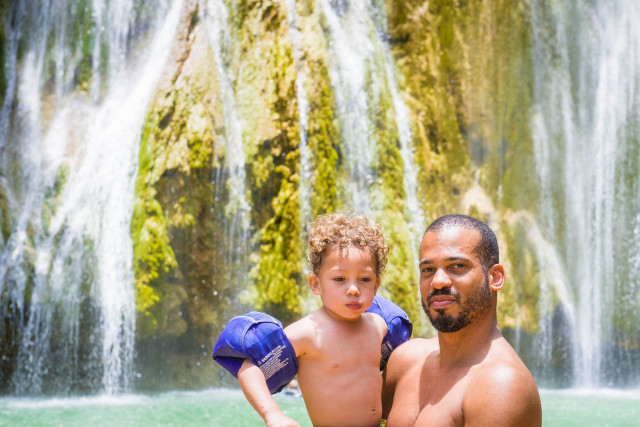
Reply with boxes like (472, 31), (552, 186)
(308, 246), (380, 321)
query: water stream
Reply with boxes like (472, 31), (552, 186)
(530, 0), (640, 387)
(1, 0), (640, 397)
(0, 0), (182, 395)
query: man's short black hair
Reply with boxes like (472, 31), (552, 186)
(425, 214), (499, 272)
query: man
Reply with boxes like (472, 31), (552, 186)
(382, 214), (542, 426)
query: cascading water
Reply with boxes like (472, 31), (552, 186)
(317, 0), (378, 213)
(285, 0), (311, 232)
(0, 0), (182, 395)
(530, 0), (640, 388)
(200, 0), (251, 258)
(317, 0), (423, 229)
(373, 4), (425, 253)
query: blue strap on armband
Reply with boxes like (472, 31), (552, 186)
(366, 295), (413, 370)
(212, 312), (298, 394)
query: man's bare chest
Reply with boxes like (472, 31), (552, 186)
(387, 366), (470, 426)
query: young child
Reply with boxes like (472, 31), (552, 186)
(244, 212), (389, 426)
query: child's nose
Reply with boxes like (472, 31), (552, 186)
(346, 282), (360, 295)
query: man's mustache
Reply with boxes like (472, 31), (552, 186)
(427, 287), (460, 304)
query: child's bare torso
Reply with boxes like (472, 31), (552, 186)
(285, 309), (386, 427)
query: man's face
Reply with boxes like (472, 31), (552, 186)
(418, 226), (492, 333)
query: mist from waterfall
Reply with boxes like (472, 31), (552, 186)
(317, 0), (422, 235)
(285, 0), (311, 235)
(0, 0), (182, 395)
(3, 0), (640, 398)
(200, 0), (251, 269)
(317, 0), (378, 213)
(530, 0), (640, 388)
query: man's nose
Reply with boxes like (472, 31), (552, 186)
(431, 268), (452, 289)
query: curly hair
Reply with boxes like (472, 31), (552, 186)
(307, 212), (389, 276)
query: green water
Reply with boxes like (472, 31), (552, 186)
(1, 388), (639, 426)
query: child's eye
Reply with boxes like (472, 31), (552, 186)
(360, 277), (371, 282)
(333, 277), (345, 282)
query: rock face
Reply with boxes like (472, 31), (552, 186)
(129, 0), (542, 389)
(2, 0), (640, 392)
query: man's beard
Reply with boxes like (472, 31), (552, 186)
(422, 274), (492, 333)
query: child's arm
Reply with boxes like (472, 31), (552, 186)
(237, 359), (301, 427)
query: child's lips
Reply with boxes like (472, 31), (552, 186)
(346, 302), (362, 310)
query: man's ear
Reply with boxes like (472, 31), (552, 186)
(488, 264), (505, 292)
(308, 274), (321, 295)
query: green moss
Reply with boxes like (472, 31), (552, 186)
(131, 118), (178, 336)
(306, 60), (339, 218)
(500, 214), (546, 334)
(224, 0), (319, 325)
(376, 210), (424, 335)
(365, 59), (424, 333)
(249, 168), (302, 324)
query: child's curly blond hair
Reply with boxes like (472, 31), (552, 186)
(307, 212), (389, 276)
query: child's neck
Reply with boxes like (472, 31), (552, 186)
(320, 306), (363, 323)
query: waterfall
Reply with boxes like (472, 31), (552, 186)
(530, 0), (640, 387)
(317, 0), (378, 213)
(0, 0), (182, 395)
(317, 0), (423, 226)
(374, 4), (425, 256)
(285, 0), (311, 233)
(200, 0), (250, 255)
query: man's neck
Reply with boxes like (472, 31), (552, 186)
(436, 314), (501, 369)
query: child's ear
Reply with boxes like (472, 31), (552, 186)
(374, 276), (380, 294)
(308, 274), (321, 295)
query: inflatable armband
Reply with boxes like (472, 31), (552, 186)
(366, 295), (413, 370)
(212, 312), (297, 394)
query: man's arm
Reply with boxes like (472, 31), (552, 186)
(381, 361), (397, 420)
(237, 359), (300, 427)
(381, 339), (422, 420)
(462, 363), (542, 427)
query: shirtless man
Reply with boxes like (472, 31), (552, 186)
(382, 214), (542, 426)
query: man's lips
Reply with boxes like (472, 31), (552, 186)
(428, 296), (456, 309)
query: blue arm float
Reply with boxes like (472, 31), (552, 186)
(366, 295), (413, 370)
(212, 312), (298, 394)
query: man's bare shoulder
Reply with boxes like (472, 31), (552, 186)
(385, 337), (437, 377)
(463, 339), (542, 427)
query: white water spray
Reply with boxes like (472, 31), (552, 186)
(317, 0), (378, 213)
(531, 0), (640, 387)
(0, 0), (182, 395)
(285, 0), (311, 230)
(200, 0), (250, 241)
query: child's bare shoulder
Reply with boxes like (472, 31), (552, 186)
(362, 311), (388, 337)
(284, 314), (314, 338)
(283, 312), (320, 356)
